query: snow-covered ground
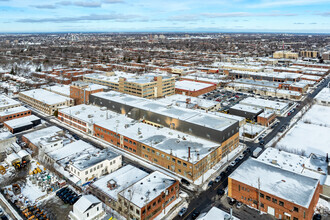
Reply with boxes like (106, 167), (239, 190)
(276, 104), (330, 157)
(315, 198), (330, 216)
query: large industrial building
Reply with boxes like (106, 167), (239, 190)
(86, 91), (240, 181)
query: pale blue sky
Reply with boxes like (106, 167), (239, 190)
(0, 0), (329, 33)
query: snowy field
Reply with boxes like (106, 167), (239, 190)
(301, 104), (330, 127)
(277, 104), (330, 157)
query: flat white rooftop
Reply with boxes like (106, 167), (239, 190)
(23, 126), (62, 145)
(91, 165), (148, 201)
(175, 80), (214, 91)
(230, 103), (263, 114)
(95, 111), (219, 163)
(258, 148), (328, 185)
(20, 89), (73, 105)
(93, 91), (238, 133)
(0, 95), (20, 109)
(240, 97), (289, 112)
(4, 115), (40, 129)
(0, 106), (29, 117)
(45, 85), (70, 96)
(229, 158), (319, 208)
(159, 94), (219, 109)
(59, 104), (107, 124)
(119, 171), (176, 208)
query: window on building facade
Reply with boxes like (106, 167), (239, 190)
(293, 207), (299, 212)
(279, 201), (284, 206)
(266, 196), (271, 201)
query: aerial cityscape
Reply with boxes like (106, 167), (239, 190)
(0, 1), (329, 220)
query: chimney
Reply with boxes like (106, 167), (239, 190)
(188, 147), (191, 161)
(197, 153), (200, 161)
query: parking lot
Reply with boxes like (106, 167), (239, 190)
(199, 89), (251, 112)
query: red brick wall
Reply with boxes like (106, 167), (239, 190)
(229, 178), (320, 220)
(0, 109), (31, 123)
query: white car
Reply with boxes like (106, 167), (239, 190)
(230, 161), (236, 167)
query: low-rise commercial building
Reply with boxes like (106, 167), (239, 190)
(257, 111), (276, 127)
(229, 104), (263, 122)
(239, 97), (290, 116)
(4, 115), (41, 134)
(175, 80), (217, 97)
(0, 106), (31, 123)
(0, 95), (21, 111)
(273, 51), (298, 59)
(19, 89), (74, 115)
(229, 158), (320, 220)
(315, 88), (330, 106)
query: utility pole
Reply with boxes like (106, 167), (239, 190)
(258, 177), (261, 211)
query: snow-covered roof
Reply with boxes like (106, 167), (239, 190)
(59, 104), (108, 124)
(159, 94), (219, 109)
(0, 106), (30, 117)
(258, 148), (328, 185)
(95, 112), (219, 163)
(84, 71), (173, 84)
(240, 97), (289, 112)
(93, 91), (237, 133)
(20, 89), (73, 105)
(119, 171), (176, 208)
(197, 207), (239, 220)
(258, 110), (275, 119)
(0, 95), (20, 109)
(175, 80), (214, 91)
(230, 103), (263, 114)
(44, 85), (70, 97)
(23, 126), (62, 145)
(47, 140), (94, 162)
(74, 195), (101, 213)
(0, 131), (14, 141)
(72, 81), (108, 91)
(70, 148), (120, 171)
(91, 165), (148, 202)
(4, 115), (40, 129)
(229, 158), (319, 208)
(17, 149), (30, 158)
(315, 88), (330, 103)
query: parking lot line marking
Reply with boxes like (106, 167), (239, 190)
(183, 207), (196, 220)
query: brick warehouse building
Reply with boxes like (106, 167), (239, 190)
(70, 81), (107, 105)
(0, 106), (31, 123)
(87, 91), (239, 181)
(228, 159), (321, 220)
(175, 80), (217, 97)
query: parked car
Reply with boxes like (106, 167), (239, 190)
(287, 112), (291, 116)
(178, 207), (187, 217)
(313, 214), (322, 220)
(217, 189), (225, 196)
(234, 158), (240, 163)
(0, 216), (8, 220)
(259, 139), (265, 145)
(208, 181), (214, 187)
(225, 166), (232, 173)
(215, 176), (222, 183)
(220, 171), (226, 177)
(229, 161), (236, 167)
(192, 210), (201, 219)
(236, 202), (243, 209)
(238, 155), (244, 160)
(228, 198), (236, 206)
(279, 126), (286, 132)
(181, 178), (190, 186)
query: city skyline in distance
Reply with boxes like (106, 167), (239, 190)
(0, 0), (329, 33)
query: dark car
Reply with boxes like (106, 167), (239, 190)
(181, 178), (190, 186)
(234, 158), (240, 163)
(225, 166), (231, 173)
(228, 198), (236, 206)
(191, 210), (200, 219)
(313, 214), (322, 220)
(259, 139), (265, 145)
(1, 216), (8, 220)
(217, 189), (225, 196)
(220, 172), (226, 177)
(56, 188), (67, 196)
(69, 197), (79, 205)
(208, 181), (214, 187)
(279, 126), (286, 132)
(243, 148), (251, 154)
